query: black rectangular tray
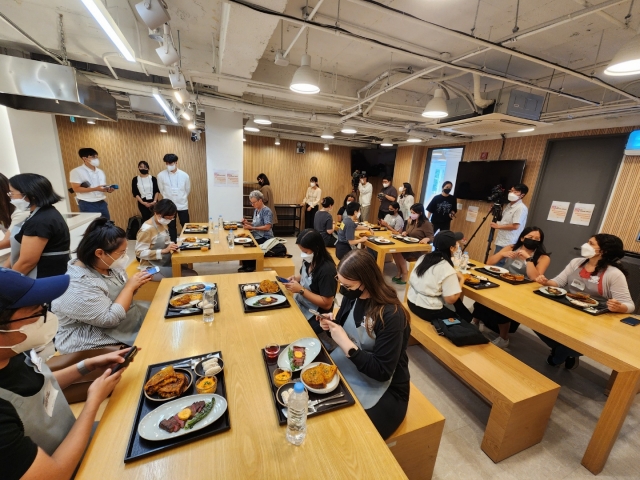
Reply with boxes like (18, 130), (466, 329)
(368, 237), (395, 246)
(164, 283), (220, 319)
(180, 238), (211, 250)
(183, 226), (208, 234)
(533, 290), (609, 316)
(123, 351), (230, 463)
(475, 267), (534, 285)
(260, 344), (356, 426)
(464, 278), (500, 290)
(238, 283), (292, 313)
(391, 235), (423, 245)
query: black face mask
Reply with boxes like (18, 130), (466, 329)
(139, 169), (149, 175)
(523, 238), (540, 250)
(257, 180), (263, 185)
(443, 188), (452, 194)
(340, 285), (363, 300)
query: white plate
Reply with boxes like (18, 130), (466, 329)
(538, 286), (566, 297)
(172, 282), (215, 294)
(371, 237), (391, 244)
(277, 337), (321, 371)
(300, 362), (340, 394)
(404, 237), (419, 243)
(244, 294), (287, 308)
(485, 266), (508, 274)
(138, 394), (227, 441)
(566, 295), (599, 307)
(234, 238), (253, 244)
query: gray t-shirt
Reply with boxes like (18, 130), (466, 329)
(379, 185), (398, 212)
(384, 213), (404, 232)
(337, 216), (357, 243)
(314, 210), (334, 244)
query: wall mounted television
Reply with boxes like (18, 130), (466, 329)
(350, 148), (397, 178)
(454, 160), (526, 201)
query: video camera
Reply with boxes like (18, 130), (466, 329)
(487, 184), (505, 203)
(351, 170), (365, 192)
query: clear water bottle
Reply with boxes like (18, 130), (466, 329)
(209, 217), (213, 230)
(227, 229), (235, 249)
(202, 285), (216, 324)
(213, 224), (220, 243)
(453, 245), (462, 269)
(218, 215), (223, 228)
(462, 251), (470, 272)
(286, 382), (308, 445)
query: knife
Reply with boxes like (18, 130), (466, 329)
(315, 399), (349, 410)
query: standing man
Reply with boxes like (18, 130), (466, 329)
(377, 175), (397, 223)
(69, 148), (114, 220)
(358, 173), (372, 223)
(490, 183), (529, 261)
(157, 154), (191, 242)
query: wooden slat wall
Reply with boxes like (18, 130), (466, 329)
(56, 117), (208, 229)
(410, 145), (429, 203)
(392, 146), (413, 187)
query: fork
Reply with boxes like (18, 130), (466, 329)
(308, 392), (344, 407)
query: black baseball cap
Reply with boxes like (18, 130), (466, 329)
(433, 230), (464, 250)
(0, 268), (70, 311)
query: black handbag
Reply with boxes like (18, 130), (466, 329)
(432, 317), (489, 347)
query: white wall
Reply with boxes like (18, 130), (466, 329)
(204, 108), (244, 220)
(0, 106), (20, 178)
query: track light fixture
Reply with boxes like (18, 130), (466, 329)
(422, 88), (449, 119)
(135, 0), (171, 30)
(156, 24), (180, 66)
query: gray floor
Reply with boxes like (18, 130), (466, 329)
(127, 239), (640, 478)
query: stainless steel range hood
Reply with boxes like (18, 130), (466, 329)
(0, 54), (117, 121)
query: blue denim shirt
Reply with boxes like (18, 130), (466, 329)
(252, 206), (274, 239)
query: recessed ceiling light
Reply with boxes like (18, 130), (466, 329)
(244, 120), (260, 132)
(422, 88), (449, 119)
(290, 54), (320, 94)
(254, 115), (272, 125)
(406, 137), (423, 143)
(80, 0), (136, 62)
(320, 127), (334, 139)
(605, 34), (640, 76)
(159, 125), (167, 133)
(152, 88), (178, 124)
(341, 126), (357, 134)
(518, 127), (535, 133)
(324, 144), (329, 151)
(380, 138), (393, 146)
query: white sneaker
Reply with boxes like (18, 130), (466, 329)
(471, 321), (485, 333)
(491, 337), (510, 349)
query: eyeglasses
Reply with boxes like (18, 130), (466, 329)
(0, 304), (49, 326)
(334, 275), (361, 290)
(6, 192), (23, 198)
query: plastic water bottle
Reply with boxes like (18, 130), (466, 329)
(209, 217), (213, 230)
(227, 229), (235, 249)
(218, 215), (223, 228)
(286, 382), (308, 445)
(462, 251), (470, 272)
(453, 245), (462, 269)
(213, 223), (220, 243)
(202, 285), (215, 324)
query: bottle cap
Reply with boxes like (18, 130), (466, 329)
(293, 382), (305, 393)
(205, 285), (212, 291)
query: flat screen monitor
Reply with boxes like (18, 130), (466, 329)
(351, 148), (397, 178)
(454, 160), (526, 201)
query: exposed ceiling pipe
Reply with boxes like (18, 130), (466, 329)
(283, 0), (325, 58)
(217, 2), (231, 73)
(0, 12), (64, 65)
(438, 81), (477, 113)
(472, 74), (494, 108)
(103, 53), (121, 80)
(572, 0), (627, 28)
(247, 130), (371, 147)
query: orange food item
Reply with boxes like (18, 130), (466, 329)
(195, 376), (217, 394)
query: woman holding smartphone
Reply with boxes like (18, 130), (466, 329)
(135, 199), (181, 281)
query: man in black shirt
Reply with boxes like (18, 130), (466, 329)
(426, 181), (457, 233)
(0, 268), (131, 480)
(377, 175), (398, 221)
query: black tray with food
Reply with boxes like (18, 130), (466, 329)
(367, 237), (395, 246)
(164, 282), (219, 319)
(260, 344), (356, 426)
(475, 267), (533, 285)
(238, 281), (291, 313)
(533, 290), (609, 316)
(123, 352), (230, 463)
(463, 274), (500, 290)
(179, 237), (211, 250)
(183, 225), (208, 234)
(391, 235), (423, 245)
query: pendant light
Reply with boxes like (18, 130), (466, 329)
(290, 30), (320, 94)
(244, 119), (260, 132)
(324, 144), (330, 151)
(380, 138), (393, 146)
(159, 125), (167, 133)
(254, 115), (272, 125)
(605, 34), (640, 76)
(406, 137), (423, 143)
(341, 125), (357, 134)
(275, 135), (281, 145)
(422, 88), (449, 119)
(320, 127), (334, 139)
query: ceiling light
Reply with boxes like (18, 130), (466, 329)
(179, 109), (191, 121)
(169, 71), (186, 89)
(80, 0), (136, 62)
(275, 135), (281, 145)
(244, 119), (260, 132)
(254, 115), (272, 125)
(159, 125), (167, 133)
(518, 127), (535, 133)
(86, 119), (96, 125)
(320, 127), (334, 139)
(156, 24), (179, 66)
(152, 88), (178, 123)
(407, 137), (423, 143)
(243, 134), (246, 142)
(290, 54), (320, 94)
(324, 144), (330, 151)
(135, 0), (171, 30)
(274, 50), (289, 67)
(605, 34), (640, 76)
(380, 137), (393, 147)
(173, 89), (189, 104)
(187, 122), (197, 130)
(422, 88), (449, 119)
(341, 126), (357, 134)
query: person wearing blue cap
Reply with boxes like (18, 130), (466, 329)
(0, 268), (133, 480)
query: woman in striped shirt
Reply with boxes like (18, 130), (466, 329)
(135, 199), (179, 281)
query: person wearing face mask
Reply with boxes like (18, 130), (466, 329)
(0, 268), (134, 480)
(301, 176), (322, 229)
(131, 161), (160, 222)
(257, 173), (278, 225)
(357, 174), (373, 222)
(377, 175), (398, 222)
(536, 234), (634, 369)
(490, 183), (529, 263)
(0, 172), (29, 253)
(6, 174), (70, 279)
(240, 191), (274, 272)
(284, 229), (337, 333)
(157, 154), (191, 242)
(314, 197), (337, 247)
(69, 147), (114, 220)
(317, 249), (410, 439)
(426, 181), (457, 233)
(472, 227), (551, 348)
(51, 219), (152, 354)
(397, 182), (415, 220)
(335, 202), (371, 260)
(391, 203), (434, 284)
(337, 194), (356, 221)
(380, 202), (404, 234)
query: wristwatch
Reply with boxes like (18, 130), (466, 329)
(347, 346), (359, 358)
(525, 257), (534, 263)
(299, 287), (306, 296)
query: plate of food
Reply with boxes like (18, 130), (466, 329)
(485, 266), (508, 274)
(223, 224), (238, 230)
(172, 283), (211, 294)
(539, 286), (567, 297)
(463, 273), (481, 285)
(257, 279), (280, 294)
(276, 382), (307, 407)
(235, 232), (249, 238)
(234, 237), (253, 244)
(245, 294), (287, 308)
(242, 284), (259, 298)
(500, 272), (525, 282)
(404, 236), (420, 243)
(371, 237), (391, 244)
(566, 292), (599, 307)
(300, 362), (340, 394)
(278, 337), (321, 371)
(169, 292), (203, 308)
(358, 231), (372, 238)
(138, 394), (227, 441)
(194, 357), (224, 377)
(144, 366), (193, 402)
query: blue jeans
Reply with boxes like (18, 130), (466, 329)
(494, 245), (506, 266)
(78, 200), (110, 220)
(536, 332), (582, 363)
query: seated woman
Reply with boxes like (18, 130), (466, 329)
(472, 226), (551, 349)
(379, 201), (404, 234)
(284, 229), (337, 333)
(335, 202), (370, 260)
(313, 196), (336, 247)
(337, 194), (356, 221)
(51, 218), (152, 354)
(391, 203), (434, 285)
(536, 233), (635, 369)
(319, 249), (410, 439)
(240, 190), (274, 272)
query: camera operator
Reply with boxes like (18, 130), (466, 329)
(358, 173), (372, 223)
(351, 170), (361, 193)
(490, 183), (529, 265)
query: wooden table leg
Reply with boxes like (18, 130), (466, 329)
(581, 369), (640, 474)
(171, 262), (181, 277)
(256, 255), (264, 272)
(376, 248), (385, 272)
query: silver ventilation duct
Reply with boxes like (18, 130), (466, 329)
(0, 55), (117, 121)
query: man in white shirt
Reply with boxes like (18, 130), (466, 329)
(69, 148), (115, 220)
(357, 173), (372, 222)
(490, 183), (529, 262)
(157, 153), (191, 241)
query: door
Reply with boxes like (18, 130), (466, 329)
(528, 134), (626, 277)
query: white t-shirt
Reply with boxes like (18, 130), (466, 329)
(157, 169), (191, 210)
(69, 165), (107, 202)
(358, 182), (373, 207)
(495, 200), (528, 246)
(407, 258), (461, 310)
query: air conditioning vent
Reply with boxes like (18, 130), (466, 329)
(436, 113), (550, 135)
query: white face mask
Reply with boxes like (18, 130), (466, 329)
(103, 252), (130, 270)
(167, 164), (176, 172)
(157, 217), (172, 226)
(300, 251), (314, 263)
(508, 192), (520, 202)
(346, 201), (351, 205)
(0, 313), (59, 354)
(10, 197), (30, 211)
(410, 213), (419, 220)
(355, 211), (361, 219)
(398, 186), (404, 192)
(310, 182), (316, 187)
(90, 158), (100, 167)
(581, 243), (597, 258)
(382, 183), (390, 188)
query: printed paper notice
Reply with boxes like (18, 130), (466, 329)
(226, 170), (239, 187)
(570, 203), (595, 226)
(213, 169), (227, 186)
(466, 206), (479, 222)
(547, 201), (570, 223)
(457, 203), (463, 211)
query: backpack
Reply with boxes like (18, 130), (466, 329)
(260, 237), (290, 257)
(126, 215), (143, 240)
(432, 317), (489, 347)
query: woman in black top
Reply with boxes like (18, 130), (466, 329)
(337, 194), (356, 221)
(131, 161), (160, 222)
(319, 249), (410, 439)
(426, 181), (457, 232)
(313, 196), (336, 247)
(7, 174), (70, 278)
(284, 229), (337, 333)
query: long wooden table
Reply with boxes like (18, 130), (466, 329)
(363, 227), (432, 271)
(76, 272), (406, 479)
(171, 223), (264, 276)
(464, 261), (640, 475)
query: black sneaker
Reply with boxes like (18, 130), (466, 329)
(565, 357), (579, 370)
(546, 355), (562, 367)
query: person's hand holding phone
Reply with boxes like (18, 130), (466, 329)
(162, 242), (179, 254)
(127, 271), (153, 290)
(85, 347), (139, 373)
(284, 280), (303, 293)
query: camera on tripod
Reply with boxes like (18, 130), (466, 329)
(487, 184), (505, 203)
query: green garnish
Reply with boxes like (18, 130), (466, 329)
(288, 348), (301, 371)
(184, 400), (214, 430)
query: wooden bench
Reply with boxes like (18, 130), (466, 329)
(263, 256), (295, 278)
(126, 260), (160, 302)
(387, 382), (445, 480)
(406, 307), (559, 462)
(328, 247), (340, 265)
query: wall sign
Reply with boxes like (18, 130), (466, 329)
(547, 201), (570, 223)
(570, 203), (595, 226)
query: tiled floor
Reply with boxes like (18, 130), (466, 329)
(126, 239), (640, 478)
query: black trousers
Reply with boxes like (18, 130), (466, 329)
(168, 209), (190, 242)
(137, 202), (153, 222)
(408, 298), (473, 323)
(431, 220), (451, 233)
(335, 241), (352, 260)
(242, 236), (267, 271)
(473, 303), (520, 333)
(305, 205), (318, 229)
(365, 387), (409, 440)
(377, 209), (390, 221)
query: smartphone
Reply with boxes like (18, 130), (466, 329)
(309, 309), (332, 320)
(443, 318), (461, 326)
(104, 184), (119, 189)
(110, 346), (138, 374)
(276, 276), (290, 283)
(145, 266), (159, 275)
(621, 317), (640, 326)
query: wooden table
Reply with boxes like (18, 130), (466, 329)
(76, 272), (406, 479)
(172, 223), (264, 276)
(464, 261), (640, 475)
(364, 228), (431, 271)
